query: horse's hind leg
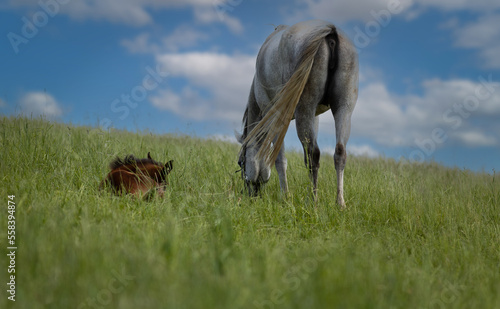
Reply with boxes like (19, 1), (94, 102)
(294, 39), (329, 199)
(296, 114), (321, 198)
(332, 108), (352, 209)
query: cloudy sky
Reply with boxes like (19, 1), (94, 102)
(1, 0), (499, 172)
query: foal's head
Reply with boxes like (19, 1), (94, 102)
(139, 152), (174, 185)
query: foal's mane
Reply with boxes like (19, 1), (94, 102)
(109, 154), (162, 170)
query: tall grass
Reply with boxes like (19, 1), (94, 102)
(1, 116), (499, 308)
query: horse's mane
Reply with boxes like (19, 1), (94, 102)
(241, 106), (249, 141)
(109, 154), (162, 170)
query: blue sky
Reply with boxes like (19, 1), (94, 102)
(1, 0), (499, 172)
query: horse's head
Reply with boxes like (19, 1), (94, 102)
(160, 160), (174, 183)
(146, 152), (174, 185)
(236, 133), (270, 197)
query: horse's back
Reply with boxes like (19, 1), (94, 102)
(255, 20), (335, 114)
(257, 20), (334, 74)
(280, 20), (335, 57)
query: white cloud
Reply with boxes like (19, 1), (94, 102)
(194, 5), (244, 34)
(151, 51), (255, 122)
(323, 144), (380, 158)
(19, 91), (63, 118)
(451, 14), (500, 68)
(414, 0), (500, 11)
(151, 88), (183, 115)
(151, 87), (213, 120)
(207, 134), (238, 143)
(121, 33), (155, 54)
(161, 25), (209, 51)
(438, 17), (460, 30)
(348, 144), (380, 157)
(319, 76), (500, 149)
(287, 0), (414, 23)
(121, 26), (209, 54)
(286, 0), (500, 27)
(348, 82), (408, 146)
(454, 131), (497, 147)
(1, 0), (242, 31)
(454, 15), (500, 48)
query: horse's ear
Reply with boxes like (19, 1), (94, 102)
(147, 152), (152, 160)
(164, 160), (174, 174)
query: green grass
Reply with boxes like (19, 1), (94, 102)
(1, 115), (499, 309)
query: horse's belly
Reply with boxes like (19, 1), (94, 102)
(290, 104), (330, 120)
(315, 103), (330, 116)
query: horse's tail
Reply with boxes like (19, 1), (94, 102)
(243, 24), (335, 165)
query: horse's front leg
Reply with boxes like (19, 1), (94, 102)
(274, 142), (288, 194)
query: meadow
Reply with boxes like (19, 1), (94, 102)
(1, 115), (499, 308)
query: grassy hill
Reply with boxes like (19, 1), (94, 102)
(1, 116), (499, 308)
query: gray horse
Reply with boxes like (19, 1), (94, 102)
(236, 19), (358, 208)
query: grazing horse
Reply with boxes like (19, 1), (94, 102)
(236, 20), (358, 208)
(100, 152), (173, 199)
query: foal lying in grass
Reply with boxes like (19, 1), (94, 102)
(100, 152), (173, 199)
